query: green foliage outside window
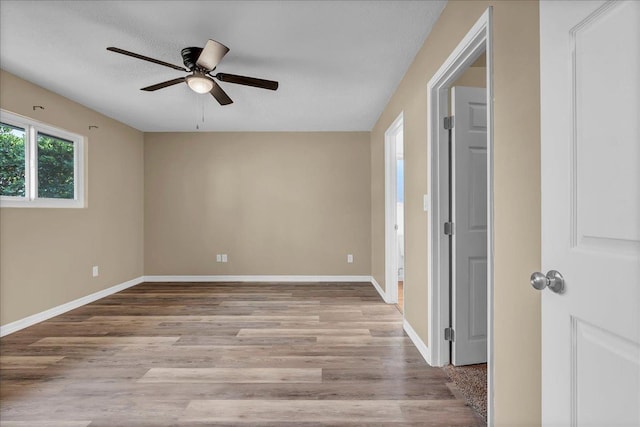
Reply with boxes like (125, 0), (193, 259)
(1, 124), (75, 199)
(37, 133), (74, 199)
(0, 124), (26, 197)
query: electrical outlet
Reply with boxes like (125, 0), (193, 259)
(347, 254), (353, 263)
(216, 254), (222, 262)
(92, 266), (99, 277)
(221, 254), (228, 263)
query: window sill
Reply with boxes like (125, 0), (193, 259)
(0, 198), (85, 208)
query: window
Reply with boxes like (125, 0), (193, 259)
(0, 110), (85, 208)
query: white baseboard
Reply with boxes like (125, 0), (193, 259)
(143, 275), (373, 283)
(0, 276), (144, 337)
(369, 276), (389, 303)
(403, 318), (432, 366)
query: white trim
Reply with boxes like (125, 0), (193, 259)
(0, 109), (85, 208)
(384, 112), (403, 305)
(0, 276), (144, 337)
(369, 276), (389, 303)
(486, 12), (495, 426)
(426, 7), (494, 425)
(1, 197), (85, 208)
(143, 275), (373, 283)
(403, 318), (431, 365)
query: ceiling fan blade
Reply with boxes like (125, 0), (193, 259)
(141, 77), (186, 91)
(214, 73), (278, 91)
(107, 47), (187, 72)
(210, 80), (233, 105)
(196, 39), (230, 71)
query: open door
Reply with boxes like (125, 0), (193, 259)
(540, 1), (640, 425)
(451, 86), (488, 366)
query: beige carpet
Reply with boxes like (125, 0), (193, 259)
(442, 363), (487, 422)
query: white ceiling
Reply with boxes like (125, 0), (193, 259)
(0, 1), (445, 132)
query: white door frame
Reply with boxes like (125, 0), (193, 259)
(426, 7), (494, 423)
(384, 112), (403, 305)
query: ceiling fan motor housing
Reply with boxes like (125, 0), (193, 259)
(181, 47), (204, 71)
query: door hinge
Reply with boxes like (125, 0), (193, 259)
(443, 116), (454, 130)
(444, 327), (455, 341)
(444, 221), (454, 236)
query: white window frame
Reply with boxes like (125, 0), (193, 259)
(0, 110), (85, 208)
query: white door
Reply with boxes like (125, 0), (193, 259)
(540, 1), (640, 425)
(451, 86), (488, 366)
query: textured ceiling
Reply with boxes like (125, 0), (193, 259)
(0, 1), (446, 131)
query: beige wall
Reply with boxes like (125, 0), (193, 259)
(452, 65), (486, 88)
(0, 70), (144, 326)
(144, 132), (371, 276)
(370, 1), (541, 425)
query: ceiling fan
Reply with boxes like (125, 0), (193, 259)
(107, 39), (278, 105)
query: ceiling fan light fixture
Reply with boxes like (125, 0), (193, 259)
(186, 74), (214, 94)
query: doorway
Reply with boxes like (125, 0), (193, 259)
(384, 112), (404, 313)
(426, 8), (494, 424)
(441, 68), (488, 424)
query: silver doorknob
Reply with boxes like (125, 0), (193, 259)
(530, 270), (565, 293)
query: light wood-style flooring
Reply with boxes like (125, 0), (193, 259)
(0, 282), (484, 426)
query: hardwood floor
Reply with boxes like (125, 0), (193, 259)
(0, 282), (484, 426)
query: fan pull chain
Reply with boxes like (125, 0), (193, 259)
(195, 96), (199, 130)
(195, 95), (205, 130)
